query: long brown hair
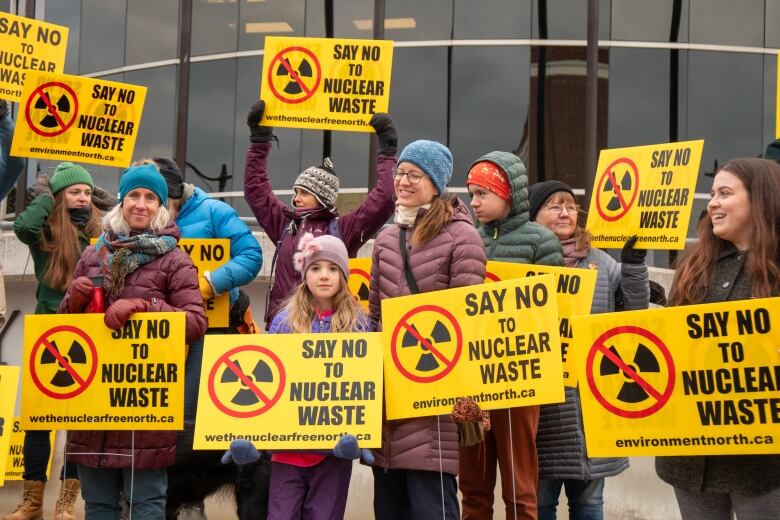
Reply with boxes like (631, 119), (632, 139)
(412, 195), (454, 247)
(669, 158), (780, 305)
(281, 271), (367, 333)
(39, 192), (102, 291)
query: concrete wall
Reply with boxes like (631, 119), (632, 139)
(0, 231), (682, 519)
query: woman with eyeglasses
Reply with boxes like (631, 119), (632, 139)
(368, 140), (486, 519)
(243, 100), (397, 329)
(528, 180), (649, 520)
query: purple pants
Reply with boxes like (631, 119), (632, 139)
(269, 457), (353, 520)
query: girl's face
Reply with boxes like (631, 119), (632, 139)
(306, 260), (341, 309)
(394, 161), (437, 206)
(293, 188), (321, 209)
(468, 184), (511, 224)
(534, 192), (579, 241)
(63, 184), (92, 209)
(708, 169), (752, 251)
(122, 188), (160, 231)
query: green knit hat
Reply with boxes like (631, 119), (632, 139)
(50, 162), (95, 194)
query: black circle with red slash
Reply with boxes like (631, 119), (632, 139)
(390, 305), (463, 383)
(208, 345), (286, 418)
(349, 268), (370, 300)
(267, 47), (322, 104)
(485, 272), (501, 282)
(29, 325), (97, 399)
(25, 82), (79, 137)
(585, 325), (675, 418)
(595, 157), (639, 222)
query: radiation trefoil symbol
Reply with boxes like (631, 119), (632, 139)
(599, 343), (659, 403)
(603, 170), (633, 212)
(595, 157), (639, 222)
(41, 339), (87, 388)
(267, 47), (322, 104)
(402, 321), (452, 372)
(25, 81), (79, 137)
(220, 358), (274, 407)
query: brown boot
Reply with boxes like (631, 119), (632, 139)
(54, 479), (80, 520)
(2, 480), (45, 520)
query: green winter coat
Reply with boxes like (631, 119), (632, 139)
(13, 195), (90, 314)
(471, 151), (563, 266)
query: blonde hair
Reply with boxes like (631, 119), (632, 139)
(280, 271), (367, 333)
(102, 202), (171, 235)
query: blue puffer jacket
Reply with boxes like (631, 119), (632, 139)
(175, 184), (263, 304)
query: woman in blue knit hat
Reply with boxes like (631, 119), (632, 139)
(8, 162), (103, 520)
(58, 164), (207, 519)
(368, 140), (487, 519)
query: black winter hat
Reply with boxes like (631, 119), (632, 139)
(765, 139), (780, 163)
(528, 180), (575, 221)
(153, 157), (184, 200)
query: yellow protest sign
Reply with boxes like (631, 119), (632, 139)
(194, 333), (383, 449)
(573, 298), (780, 456)
(11, 71), (146, 167)
(260, 36), (393, 132)
(0, 366), (19, 486)
(21, 313), (185, 430)
(585, 140), (703, 250)
(4, 419), (54, 482)
(486, 261), (596, 387)
(348, 258), (372, 311)
(179, 239), (230, 328)
(0, 13), (68, 102)
(381, 276), (564, 420)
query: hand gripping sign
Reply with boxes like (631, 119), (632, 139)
(0, 12), (68, 102)
(260, 36), (393, 132)
(573, 297), (780, 457)
(11, 71), (147, 167)
(4, 418), (54, 482)
(486, 261), (597, 387)
(0, 365), (20, 487)
(381, 275), (565, 420)
(22, 313), (185, 430)
(585, 140), (703, 250)
(194, 332), (383, 450)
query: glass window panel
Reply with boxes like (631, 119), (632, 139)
(453, 0), (532, 39)
(688, 0), (764, 47)
(607, 48), (670, 148)
(388, 47), (448, 148)
(186, 60), (237, 194)
(763, 54), (777, 150)
(126, 0), (179, 65)
(43, 0), (81, 74)
(191, 0), (238, 56)
(531, 0), (612, 40)
(239, 0), (305, 50)
(686, 51), (763, 193)
(611, 0), (689, 42)
(0, 2), (9, 12)
(79, 0), (126, 74)
(767, 0), (780, 48)
(125, 65), (177, 161)
(449, 46), (530, 185)
(324, 0), (453, 41)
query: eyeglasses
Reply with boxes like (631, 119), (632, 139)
(392, 168), (425, 184)
(546, 204), (579, 215)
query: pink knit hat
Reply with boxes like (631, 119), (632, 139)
(293, 233), (349, 279)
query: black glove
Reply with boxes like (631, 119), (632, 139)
(246, 100), (274, 144)
(621, 235), (646, 265)
(26, 174), (52, 204)
(91, 185), (117, 211)
(369, 113), (397, 156)
(0, 99), (8, 118)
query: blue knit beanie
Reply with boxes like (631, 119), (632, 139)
(397, 140), (453, 195)
(118, 164), (168, 205)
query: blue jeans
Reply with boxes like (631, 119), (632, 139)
(537, 478), (605, 520)
(23, 430), (78, 481)
(77, 464), (167, 520)
(183, 337), (204, 421)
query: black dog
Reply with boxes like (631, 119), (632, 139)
(166, 424), (271, 520)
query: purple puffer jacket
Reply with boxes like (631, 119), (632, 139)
(60, 223), (207, 470)
(244, 142), (395, 329)
(368, 197), (486, 475)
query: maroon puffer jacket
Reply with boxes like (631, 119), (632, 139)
(244, 142), (396, 328)
(59, 223), (206, 469)
(368, 197), (486, 475)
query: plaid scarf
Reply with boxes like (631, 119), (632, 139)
(96, 230), (177, 298)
